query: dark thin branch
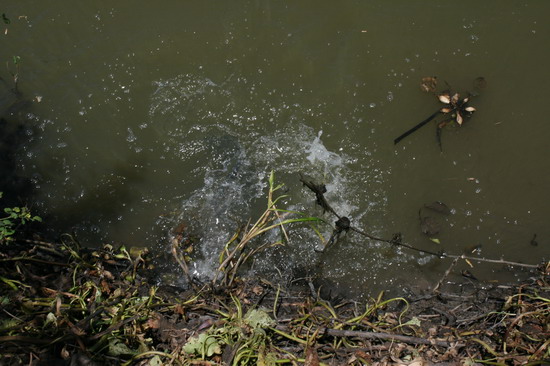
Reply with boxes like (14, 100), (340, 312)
(300, 175), (539, 269)
(299, 175), (339, 218)
(394, 109), (441, 145)
(321, 327), (463, 348)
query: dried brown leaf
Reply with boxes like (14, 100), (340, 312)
(438, 93), (451, 104)
(420, 76), (438, 93)
(305, 346), (320, 366)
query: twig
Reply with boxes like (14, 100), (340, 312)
(350, 227), (444, 258)
(394, 109), (441, 145)
(433, 257), (460, 293)
(87, 315), (140, 341)
(171, 239), (193, 286)
(445, 254), (539, 269)
(0, 335), (53, 344)
(0, 257), (69, 267)
(321, 327), (463, 348)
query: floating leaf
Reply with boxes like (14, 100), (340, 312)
(438, 93), (451, 104)
(424, 201), (451, 215)
(451, 93), (460, 105)
(429, 238), (441, 244)
(420, 216), (440, 236)
(456, 112), (463, 125)
(420, 76), (437, 93)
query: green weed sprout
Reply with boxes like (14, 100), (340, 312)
(0, 192), (42, 243)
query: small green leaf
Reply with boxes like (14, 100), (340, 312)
(429, 238), (441, 244)
(148, 355), (162, 366)
(402, 316), (421, 327)
(183, 333), (221, 358)
(204, 336), (221, 357)
(244, 309), (276, 329)
(108, 339), (135, 356)
(44, 312), (57, 328)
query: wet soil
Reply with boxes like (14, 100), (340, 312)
(0, 237), (548, 365)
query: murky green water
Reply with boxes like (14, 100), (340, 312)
(2, 1), (549, 297)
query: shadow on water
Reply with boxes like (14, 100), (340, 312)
(46, 155), (148, 243)
(0, 80), (35, 209)
(0, 79), (146, 243)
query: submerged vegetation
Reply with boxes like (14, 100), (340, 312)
(0, 174), (549, 365)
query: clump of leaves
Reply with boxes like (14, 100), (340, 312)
(395, 77), (484, 150)
(183, 294), (277, 364)
(0, 192), (42, 243)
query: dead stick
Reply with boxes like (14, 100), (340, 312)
(350, 227), (444, 258)
(446, 254), (539, 269)
(301, 176), (540, 269)
(87, 315), (140, 341)
(0, 335), (53, 344)
(433, 256), (459, 293)
(171, 239), (194, 286)
(0, 257), (69, 267)
(321, 327), (462, 348)
(394, 109), (441, 145)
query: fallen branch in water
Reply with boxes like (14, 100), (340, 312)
(394, 109), (441, 145)
(300, 175), (540, 270)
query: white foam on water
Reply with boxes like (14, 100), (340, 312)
(147, 73), (396, 294)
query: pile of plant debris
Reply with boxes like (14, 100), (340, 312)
(0, 235), (548, 365)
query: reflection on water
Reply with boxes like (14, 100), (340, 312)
(2, 1), (549, 297)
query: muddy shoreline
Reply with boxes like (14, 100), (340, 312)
(0, 237), (548, 365)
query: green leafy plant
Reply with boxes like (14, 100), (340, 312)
(5, 55), (21, 92)
(0, 192), (42, 243)
(212, 170), (323, 287)
(183, 294), (278, 364)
